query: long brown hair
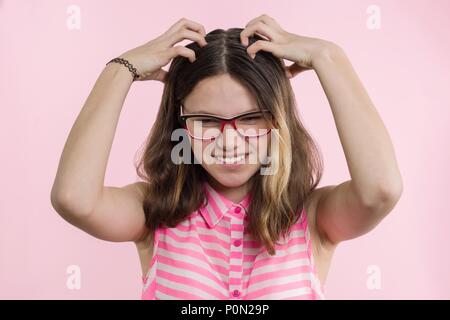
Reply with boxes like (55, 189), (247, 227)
(135, 28), (323, 255)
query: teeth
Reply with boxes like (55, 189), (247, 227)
(215, 154), (245, 164)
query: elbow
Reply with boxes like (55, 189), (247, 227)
(360, 177), (404, 214)
(50, 187), (93, 218)
(50, 187), (67, 213)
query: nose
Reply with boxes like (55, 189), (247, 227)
(215, 123), (242, 153)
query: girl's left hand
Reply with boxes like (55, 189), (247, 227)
(240, 14), (339, 79)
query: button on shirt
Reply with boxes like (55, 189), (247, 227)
(141, 181), (325, 300)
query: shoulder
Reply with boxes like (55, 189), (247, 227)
(303, 185), (338, 251)
(133, 181), (150, 199)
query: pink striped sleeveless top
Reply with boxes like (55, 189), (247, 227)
(141, 181), (325, 300)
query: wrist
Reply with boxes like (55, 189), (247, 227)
(106, 57), (140, 81)
(311, 42), (346, 70)
(104, 62), (136, 84)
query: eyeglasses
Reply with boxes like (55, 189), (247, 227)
(179, 104), (273, 141)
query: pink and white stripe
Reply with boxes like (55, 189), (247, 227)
(141, 181), (325, 300)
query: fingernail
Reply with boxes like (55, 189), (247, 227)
(250, 53), (255, 59)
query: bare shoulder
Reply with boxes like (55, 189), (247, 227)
(133, 181), (150, 200)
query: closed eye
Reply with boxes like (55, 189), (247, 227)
(239, 115), (264, 122)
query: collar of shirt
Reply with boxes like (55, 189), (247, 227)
(199, 181), (252, 229)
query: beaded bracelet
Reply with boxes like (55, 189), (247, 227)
(106, 57), (140, 81)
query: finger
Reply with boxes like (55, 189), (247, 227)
(171, 28), (207, 47)
(252, 31), (270, 41)
(244, 16), (265, 29)
(167, 45), (196, 63)
(170, 18), (207, 38)
(241, 14), (281, 45)
(182, 19), (207, 38)
(246, 39), (280, 59)
(245, 14), (279, 29)
(241, 21), (277, 47)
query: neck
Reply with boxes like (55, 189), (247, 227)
(206, 176), (252, 204)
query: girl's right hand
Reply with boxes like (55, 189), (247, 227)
(117, 18), (208, 83)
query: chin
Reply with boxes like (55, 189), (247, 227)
(204, 164), (260, 188)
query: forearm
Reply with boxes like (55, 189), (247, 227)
(312, 45), (403, 206)
(51, 63), (134, 215)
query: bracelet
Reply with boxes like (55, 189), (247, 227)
(106, 57), (140, 81)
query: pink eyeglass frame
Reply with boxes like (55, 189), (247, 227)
(178, 104), (273, 141)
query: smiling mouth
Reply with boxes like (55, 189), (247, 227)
(213, 153), (248, 164)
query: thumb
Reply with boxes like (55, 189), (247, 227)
(139, 68), (168, 83)
(285, 62), (310, 78)
(154, 69), (169, 83)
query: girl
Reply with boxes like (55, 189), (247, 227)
(51, 15), (403, 300)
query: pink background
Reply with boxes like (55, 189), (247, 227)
(1, 0), (449, 299)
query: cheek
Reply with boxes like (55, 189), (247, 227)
(191, 140), (202, 158)
(248, 135), (270, 162)
(191, 139), (215, 164)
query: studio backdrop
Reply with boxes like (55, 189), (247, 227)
(1, 0), (449, 299)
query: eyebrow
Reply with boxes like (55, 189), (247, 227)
(184, 107), (260, 115)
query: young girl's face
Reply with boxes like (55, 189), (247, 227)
(182, 73), (271, 189)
